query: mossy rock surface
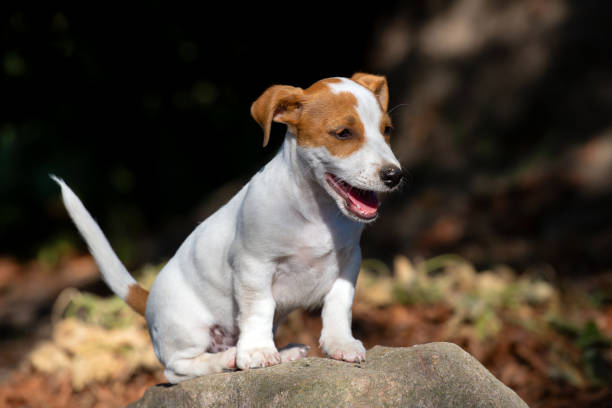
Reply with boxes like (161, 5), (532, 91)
(130, 343), (528, 408)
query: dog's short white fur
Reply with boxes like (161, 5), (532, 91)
(53, 73), (402, 383)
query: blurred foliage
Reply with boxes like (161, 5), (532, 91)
(17, 255), (611, 395)
(357, 255), (612, 388)
(549, 318), (612, 387)
(36, 236), (76, 269)
(58, 263), (159, 329)
(26, 264), (163, 390)
(28, 317), (161, 391)
(61, 293), (141, 330)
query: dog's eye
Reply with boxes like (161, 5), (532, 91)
(334, 128), (352, 140)
(383, 125), (393, 137)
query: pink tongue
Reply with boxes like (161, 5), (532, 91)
(346, 189), (379, 218)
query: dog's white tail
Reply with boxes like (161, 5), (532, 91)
(50, 175), (149, 315)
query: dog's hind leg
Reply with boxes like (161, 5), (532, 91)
(157, 323), (240, 383)
(163, 347), (237, 383)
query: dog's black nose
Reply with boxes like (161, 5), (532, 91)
(380, 165), (403, 188)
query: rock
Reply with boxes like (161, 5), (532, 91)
(129, 343), (528, 408)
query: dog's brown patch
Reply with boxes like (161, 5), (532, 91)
(251, 85), (304, 147)
(126, 284), (149, 316)
(251, 74), (391, 156)
(351, 72), (389, 111)
(380, 112), (393, 145)
(295, 79), (365, 157)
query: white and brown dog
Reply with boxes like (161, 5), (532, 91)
(52, 73), (403, 383)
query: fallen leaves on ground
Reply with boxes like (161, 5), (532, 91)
(1, 255), (611, 408)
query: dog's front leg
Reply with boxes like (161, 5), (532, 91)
(233, 257), (280, 370)
(319, 249), (366, 363)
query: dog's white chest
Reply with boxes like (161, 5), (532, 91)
(271, 225), (354, 312)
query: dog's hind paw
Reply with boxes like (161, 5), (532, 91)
(279, 343), (310, 363)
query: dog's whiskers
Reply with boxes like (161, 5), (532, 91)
(388, 103), (411, 115)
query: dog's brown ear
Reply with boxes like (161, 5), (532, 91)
(251, 85), (304, 147)
(351, 73), (389, 112)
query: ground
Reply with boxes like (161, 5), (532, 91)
(0, 254), (611, 408)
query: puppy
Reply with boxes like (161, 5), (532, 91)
(52, 73), (402, 383)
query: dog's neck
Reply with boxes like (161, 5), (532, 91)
(272, 131), (364, 238)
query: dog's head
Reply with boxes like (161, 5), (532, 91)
(251, 73), (402, 223)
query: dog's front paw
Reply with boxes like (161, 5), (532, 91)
(320, 337), (366, 363)
(236, 345), (281, 370)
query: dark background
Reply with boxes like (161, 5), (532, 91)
(2, 1), (612, 278)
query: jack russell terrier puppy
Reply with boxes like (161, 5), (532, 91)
(52, 73), (403, 383)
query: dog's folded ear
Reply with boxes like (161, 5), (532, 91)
(251, 85), (304, 147)
(351, 73), (389, 112)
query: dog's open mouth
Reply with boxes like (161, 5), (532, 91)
(325, 173), (379, 220)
